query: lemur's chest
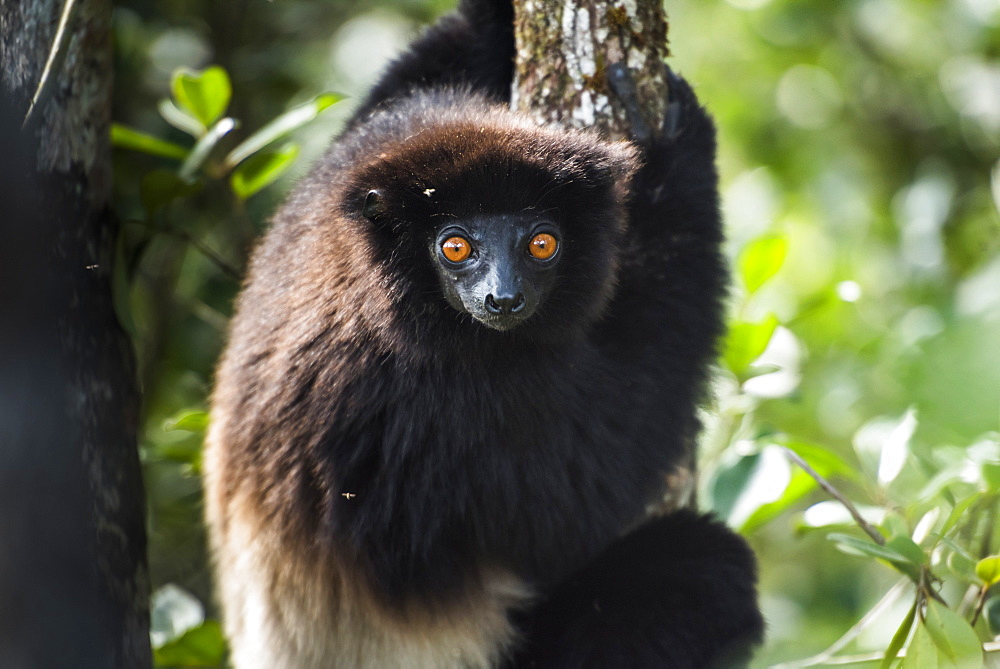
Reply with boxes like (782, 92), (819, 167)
(373, 345), (645, 442)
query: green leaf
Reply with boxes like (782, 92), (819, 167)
(800, 501), (885, 530)
(158, 98), (205, 137)
(933, 493), (981, 548)
(828, 533), (904, 562)
(886, 535), (927, 567)
(828, 533), (921, 579)
(153, 620), (226, 666)
(784, 440), (859, 480)
(881, 512), (910, 540)
(742, 441), (861, 533)
(723, 315), (779, 379)
(738, 234), (789, 293)
(975, 555), (1000, 585)
(921, 598), (983, 669)
(706, 452), (761, 523)
(916, 466), (965, 504)
(155, 439), (202, 466)
(939, 536), (977, 563)
(877, 408), (916, 486)
(111, 123), (188, 160)
(224, 93), (343, 169)
(163, 411), (209, 434)
(741, 468), (813, 533)
(723, 446), (793, 530)
(140, 169), (201, 215)
(900, 619), (940, 669)
(881, 599), (916, 669)
(947, 550), (977, 580)
(982, 462), (1000, 492)
(230, 143), (300, 199)
(171, 65), (232, 127)
(179, 117), (238, 183)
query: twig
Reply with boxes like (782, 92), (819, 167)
(783, 447), (948, 605)
(805, 650), (897, 665)
(768, 579), (909, 669)
(917, 563), (948, 607)
(774, 640), (999, 667)
(781, 447), (886, 545)
(187, 299), (230, 332)
(970, 582), (989, 627)
(125, 217), (242, 280)
(24, 0), (81, 126)
(140, 220), (240, 280)
(170, 228), (242, 280)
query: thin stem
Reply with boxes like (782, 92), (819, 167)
(783, 448), (949, 607)
(809, 641), (1000, 665)
(781, 447), (886, 545)
(767, 579), (909, 669)
(169, 227), (242, 280)
(917, 564), (948, 607)
(807, 650), (894, 665)
(130, 219), (242, 280)
(970, 583), (989, 627)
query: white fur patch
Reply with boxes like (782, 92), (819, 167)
(210, 507), (531, 669)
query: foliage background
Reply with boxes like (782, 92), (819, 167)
(110, 0), (1000, 665)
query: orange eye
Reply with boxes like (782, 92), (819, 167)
(528, 233), (558, 260)
(442, 236), (472, 263)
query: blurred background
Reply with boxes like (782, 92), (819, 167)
(110, 0), (1000, 665)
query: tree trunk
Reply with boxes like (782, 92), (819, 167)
(0, 1), (151, 666)
(511, 0), (670, 142)
(512, 0), (695, 509)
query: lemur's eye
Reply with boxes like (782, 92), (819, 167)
(528, 233), (558, 260)
(363, 189), (385, 220)
(441, 237), (472, 263)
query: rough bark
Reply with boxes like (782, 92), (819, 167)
(512, 0), (670, 141)
(0, 1), (152, 666)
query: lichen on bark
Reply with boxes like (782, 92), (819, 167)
(512, 0), (670, 141)
(1, 0), (112, 202)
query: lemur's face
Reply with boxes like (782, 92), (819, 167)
(431, 215), (561, 331)
(351, 114), (637, 339)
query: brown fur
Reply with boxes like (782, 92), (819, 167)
(204, 476), (529, 669)
(203, 0), (765, 664)
(202, 74), (762, 669)
(203, 107), (615, 668)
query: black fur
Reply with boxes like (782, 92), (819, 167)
(350, 0), (514, 123)
(208, 0), (763, 666)
(510, 511), (763, 668)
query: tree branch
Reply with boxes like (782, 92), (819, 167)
(782, 447), (886, 546)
